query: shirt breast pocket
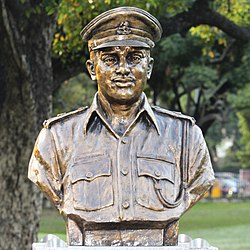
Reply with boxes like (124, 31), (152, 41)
(70, 155), (113, 211)
(136, 155), (180, 211)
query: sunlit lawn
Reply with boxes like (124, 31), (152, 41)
(179, 200), (250, 250)
(39, 208), (66, 242)
(39, 200), (250, 250)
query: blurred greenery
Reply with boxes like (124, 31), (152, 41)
(53, 73), (96, 115)
(39, 208), (66, 242)
(39, 201), (250, 250)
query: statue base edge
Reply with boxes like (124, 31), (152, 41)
(33, 245), (217, 250)
(33, 234), (218, 250)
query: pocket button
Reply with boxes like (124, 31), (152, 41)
(86, 172), (94, 178)
(154, 170), (161, 177)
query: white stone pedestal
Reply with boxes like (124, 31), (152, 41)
(32, 234), (218, 250)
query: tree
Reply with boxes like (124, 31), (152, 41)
(0, 1), (57, 249)
(0, 0), (250, 249)
(229, 51), (250, 168)
(154, 0), (250, 134)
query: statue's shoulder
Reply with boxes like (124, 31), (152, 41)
(43, 106), (89, 129)
(152, 106), (196, 125)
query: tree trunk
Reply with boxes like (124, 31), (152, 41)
(0, 1), (57, 249)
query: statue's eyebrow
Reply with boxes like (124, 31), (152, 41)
(100, 50), (118, 56)
(101, 51), (116, 54)
(129, 50), (146, 57)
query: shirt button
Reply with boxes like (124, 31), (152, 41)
(86, 172), (93, 178)
(122, 137), (128, 144)
(154, 170), (161, 177)
(121, 168), (129, 176)
(122, 201), (130, 209)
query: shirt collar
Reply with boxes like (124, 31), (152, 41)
(83, 92), (160, 135)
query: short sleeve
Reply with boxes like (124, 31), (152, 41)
(187, 125), (215, 209)
(28, 128), (62, 208)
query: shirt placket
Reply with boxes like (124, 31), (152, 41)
(94, 106), (159, 221)
(117, 134), (134, 220)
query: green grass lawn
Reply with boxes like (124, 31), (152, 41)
(39, 200), (250, 250)
(179, 200), (250, 250)
(39, 208), (66, 242)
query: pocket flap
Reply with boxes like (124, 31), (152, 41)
(137, 157), (175, 183)
(71, 157), (111, 183)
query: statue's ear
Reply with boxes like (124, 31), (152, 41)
(147, 57), (154, 79)
(86, 59), (96, 80)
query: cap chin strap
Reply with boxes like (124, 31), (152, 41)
(89, 34), (155, 51)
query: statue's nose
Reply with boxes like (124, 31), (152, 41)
(116, 58), (130, 75)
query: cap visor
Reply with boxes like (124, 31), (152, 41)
(93, 39), (151, 50)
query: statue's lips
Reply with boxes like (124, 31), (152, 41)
(112, 78), (135, 87)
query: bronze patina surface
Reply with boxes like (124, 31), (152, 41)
(28, 6), (215, 247)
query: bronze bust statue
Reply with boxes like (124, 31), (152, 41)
(28, 6), (215, 247)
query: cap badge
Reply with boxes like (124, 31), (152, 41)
(116, 21), (131, 35)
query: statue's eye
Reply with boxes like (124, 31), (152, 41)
(102, 55), (118, 66)
(128, 53), (143, 64)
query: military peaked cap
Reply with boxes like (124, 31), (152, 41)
(80, 6), (162, 51)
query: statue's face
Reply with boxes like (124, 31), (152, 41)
(87, 46), (154, 105)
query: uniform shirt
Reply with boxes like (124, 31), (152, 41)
(28, 93), (214, 228)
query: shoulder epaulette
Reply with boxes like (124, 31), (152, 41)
(43, 106), (88, 129)
(152, 106), (196, 125)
